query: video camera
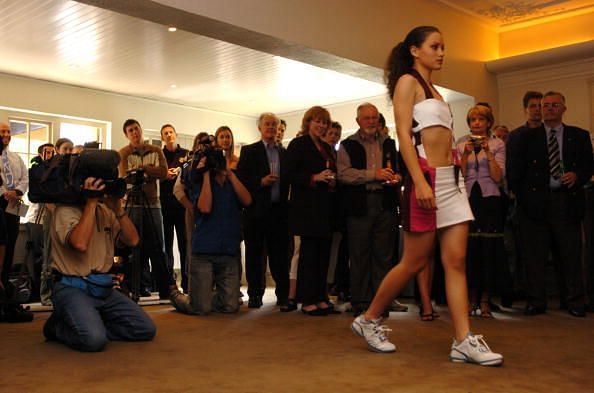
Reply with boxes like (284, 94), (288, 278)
(184, 134), (226, 182)
(28, 149), (126, 204)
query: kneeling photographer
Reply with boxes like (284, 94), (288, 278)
(43, 175), (156, 352)
(171, 140), (251, 315)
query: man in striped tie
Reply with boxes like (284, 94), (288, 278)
(508, 91), (593, 317)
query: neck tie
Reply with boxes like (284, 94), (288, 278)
(548, 129), (561, 179)
(1, 150), (15, 189)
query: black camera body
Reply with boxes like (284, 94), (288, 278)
(28, 149), (126, 204)
(190, 135), (226, 176)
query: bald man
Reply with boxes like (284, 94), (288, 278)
(0, 122), (32, 322)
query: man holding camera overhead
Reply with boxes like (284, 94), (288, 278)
(119, 119), (178, 300)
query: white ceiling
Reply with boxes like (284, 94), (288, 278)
(0, 0), (397, 117)
(0, 0), (473, 118)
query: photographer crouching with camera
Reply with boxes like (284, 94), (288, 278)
(43, 176), (156, 352)
(171, 135), (252, 315)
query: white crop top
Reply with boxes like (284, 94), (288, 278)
(411, 98), (453, 133)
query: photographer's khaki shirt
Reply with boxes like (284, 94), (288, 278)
(50, 204), (120, 276)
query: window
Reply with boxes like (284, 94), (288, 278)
(59, 122), (101, 147)
(8, 119), (52, 167)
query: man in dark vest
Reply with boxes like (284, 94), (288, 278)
(337, 103), (401, 316)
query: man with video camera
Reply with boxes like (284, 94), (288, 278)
(43, 176), (156, 352)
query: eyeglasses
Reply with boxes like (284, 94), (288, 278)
(542, 103), (564, 109)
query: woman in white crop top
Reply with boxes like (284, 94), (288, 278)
(350, 26), (503, 366)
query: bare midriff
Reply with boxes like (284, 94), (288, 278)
(419, 125), (454, 168)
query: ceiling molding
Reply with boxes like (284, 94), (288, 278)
(495, 58), (594, 88)
(485, 41), (594, 74)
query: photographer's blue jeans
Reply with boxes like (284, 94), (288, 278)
(188, 254), (239, 314)
(50, 282), (156, 352)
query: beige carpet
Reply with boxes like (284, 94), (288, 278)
(1, 298), (593, 393)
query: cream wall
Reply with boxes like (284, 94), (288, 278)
(499, 11), (594, 58)
(0, 73), (259, 150)
(497, 58), (594, 132)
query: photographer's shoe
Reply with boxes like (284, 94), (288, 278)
(170, 289), (190, 313)
(351, 315), (396, 353)
(2, 304), (34, 323)
(450, 333), (503, 366)
(43, 312), (58, 341)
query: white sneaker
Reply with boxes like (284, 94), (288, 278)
(351, 315), (396, 353)
(450, 333), (503, 366)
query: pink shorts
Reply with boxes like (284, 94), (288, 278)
(401, 160), (473, 233)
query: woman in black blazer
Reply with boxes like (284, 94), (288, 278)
(285, 106), (336, 316)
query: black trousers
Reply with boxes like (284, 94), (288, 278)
(346, 194), (395, 310)
(0, 198), (20, 286)
(332, 231), (350, 294)
(128, 207), (175, 298)
(467, 184), (512, 301)
(161, 199), (188, 292)
(297, 235), (331, 306)
(243, 206), (289, 302)
(519, 191), (585, 309)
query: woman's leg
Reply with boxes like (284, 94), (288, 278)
(416, 257), (435, 319)
(438, 223), (471, 342)
(365, 231), (436, 320)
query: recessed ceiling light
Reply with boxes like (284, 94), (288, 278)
(168, 27), (177, 32)
(170, 84), (177, 88)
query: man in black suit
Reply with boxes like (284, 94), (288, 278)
(508, 91), (593, 317)
(237, 113), (289, 308)
(505, 91), (543, 304)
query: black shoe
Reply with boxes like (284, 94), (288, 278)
(524, 305), (546, 316)
(43, 312), (58, 341)
(248, 297), (263, 308)
(337, 291), (350, 303)
(319, 301), (341, 315)
(139, 288), (152, 297)
(301, 307), (327, 316)
(500, 297), (513, 308)
(2, 304), (34, 323)
(568, 306), (586, 318)
(280, 299), (298, 312)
